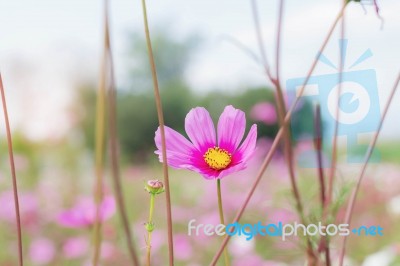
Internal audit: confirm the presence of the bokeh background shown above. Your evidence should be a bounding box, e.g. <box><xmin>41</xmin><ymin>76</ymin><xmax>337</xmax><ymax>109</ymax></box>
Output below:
<box><xmin>0</xmin><ymin>0</ymin><xmax>399</xmax><ymax>265</ymax></box>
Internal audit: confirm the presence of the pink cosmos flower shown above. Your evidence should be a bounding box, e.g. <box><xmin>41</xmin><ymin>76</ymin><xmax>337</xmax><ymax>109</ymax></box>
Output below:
<box><xmin>155</xmin><ymin>105</ymin><xmax>257</xmax><ymax>179</ymax></box>
<box><xmin>57</xmin><ymin>195</ymin><xmax>115</xmax><ymax>228</ymax></box>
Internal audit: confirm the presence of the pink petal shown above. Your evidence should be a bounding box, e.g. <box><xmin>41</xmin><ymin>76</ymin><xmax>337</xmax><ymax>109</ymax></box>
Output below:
<box><xmin>155</xmin><ymin>126</ymin><xmax>218</xmax><ymax>177</ymax></box>
<box><xmin>218</xmin><ymin>163</ymin><xmax>247</xmax><ymax>179</ymax></box>
<box><xmin>235</xmin><ymin>124</ymin><xmax>257</xmax><ymax>162</ymax></box>
<box><xmin>192</xmin><ymin>164</ymin><xmax>220</xmax><ymax>180</ymax></box>
<box><xmin>184</xmin><ymin>107</ymin><xmax>216</xmax><ymax>152</ymax></box>
<box><xmin>155</xmin><ymin>126</ymin><xmax>198</xmax><ymax>168</ymax></box>
<box><xmin>217</xmin><ymin>105</ymin><xmax>246</xmax><ymax>153</ymax></box>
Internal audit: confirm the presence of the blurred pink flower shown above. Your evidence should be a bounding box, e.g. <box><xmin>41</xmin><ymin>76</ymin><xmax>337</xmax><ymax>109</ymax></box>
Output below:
<box><xmin>233</xmin><ymin>254</ymin><xmax>282</xmax><ymax>266</ymax></box>
<box><xmin>57</xmin><ymin>195</ymin><xmax>115</xmax><ymax>228</ymax></box>
<box><xmin>267</xmin><ymin>209</ymin><xmax>296</xmax><ymax>224</ymax></box>
<box><xmin>284</xmin><ymin>94</ymin><xmax>305</xmax><ymax>111</ymax></box>
<box><xmin>250</xmin><ymin>102</ymin><xmax>277</xmax><ymax>125</ymax></box>
<box><xmin>29</xmin><ymin>238</ymin><xmax>55</xmax><ymax>265</ymax></box>
<box><xmin>295</xmin><ymin>140</ymin><xmax>314</xmax><ymax>154</ymax></box>
<box><xmin>174</xmin><ymin>234</ymin><xmax>193</xmax><ymax>260</ymax></box>
<box><xmin>14</xmin><ymin>154</ymin><xmax>29</xmax><ymax>171</ymax></box>
<box><xmin>62</xmin><ymin>237</ymin><xmax>89</xmax><ymax>259</ymax></box>
<box><xmin>0</xmin><ymin>191</ymin><xmax>38</xmax><ymax>226</ymax></box>
<box><xmin>101</xmin><ymin>241</ymin><xmax>116</xmax><ymax>260</ymax></box>
<box><xmin>155</xmin><ymin>105</ymin><xmax>257</xmax><ymax>179</ymax></box>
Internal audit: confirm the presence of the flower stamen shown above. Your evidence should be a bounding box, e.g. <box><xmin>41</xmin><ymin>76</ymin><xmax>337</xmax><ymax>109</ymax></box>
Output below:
<box><xmin>204</xmin><ymin>147</ymin><xmax>232</xmax><ymax>170</ymax></box>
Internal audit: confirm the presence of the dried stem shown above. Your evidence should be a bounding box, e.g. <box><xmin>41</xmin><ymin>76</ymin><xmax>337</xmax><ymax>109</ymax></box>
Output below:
<box><xmin>250</xmin><ymin>0</ymin><xmax>273</xmax><ymax>80</ymax></box>
<box><xmin>251</xmin><ymin>0</ymin><xmax>315</xmax><ymax>262</ymax></box>
<box><xmin>272</xmin><ymin>0</ymin><xmax>307</xmax><ymax>238</ymax></box>
<box><xmin>275</xmin><ymin>0</ymin><xmax>284</xmax><ymax>85</ymax></box>
<box><xmin>140</xmin><ymin>0</ymin><xmax>174</xmax><ymax>264</ymax></box>
<box><xmin>322</xmin><ymin>5</ymin><xmax>347</xmax><ymax>265</ymax></box>
<box><xmin>210</xmin><ymin>4</ymin><xmax>347</xmax><ymax>264</ymax></box>
<box><xmin>314</xmin><ymin>104</ymin><xmax>326</xmax><ymax>209</ymax></box>
<box><xmin>219</xmin><ymin>35</ymin><xmax>261</xmax><ymax>65</ymax></box>
<box><xmin>251</xmin><ymin>0</ymin><xmax>303</xmax><ymax>219</ymax></box>
<box><xmin>91</xmin><ymin>1</ymin><xmax>108</xmax><ymax>264</ymax></box>
<box><xmin>326</xmin><ymin>2</ymin><xmax>346</xmax><ymax>207</ymax></box>
<box><xmin>338</xmin><ymin>72</ymin><xmax>400</xmax><ymax>266</ymax></box>
<box><xmin>314</xmin><ymin>104</ymin><xmax>331</xmax><ymax>266</ymax></box>
<box><xmin>104</xmin><ymin>0</ymin><xmax>140</xmax><ymax>264</ymax></box>
<box><xmin>0</xmin><ymin>74</ymin><xmax>24</xmax><ymax>266</ymax></box>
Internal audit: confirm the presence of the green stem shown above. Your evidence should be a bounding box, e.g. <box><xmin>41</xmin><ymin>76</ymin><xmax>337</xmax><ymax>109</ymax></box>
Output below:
<box><xmin>92</xmin><ymin>1</ymin><xmax>108</xmax><ymax>262</ymax></box>
<box><xmin>146</xmin><ymin>194</ymin><xmax>155</xmax><ymax>266</ymax></box>
<box><xmin>217</xmin><ymin>179</ymin><xmax>230</xmax><ymax>266</ymax></box>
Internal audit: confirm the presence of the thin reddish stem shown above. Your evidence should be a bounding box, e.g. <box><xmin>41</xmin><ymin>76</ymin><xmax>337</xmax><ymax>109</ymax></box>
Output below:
<box><xmin>314</xmin><ymin>104</ymin><xmax>331</xmax><ymax>266</ymax></box>
<box><xmin>338</xmin><ymin>72</ymin><xmax>400</xmax><ymax>266</ymax></box>
<box><xmin>250</xmin><ymin>0</ymin><xmax>273</xmax><ymax>80</ymax></box>
<box><xmin>275</xmin><ymin>0</ymin><xmax>284</xmax><ymax>86</ymax></box>
<box><xmin>104</xmin><ymin>1</ymin><xmax>140</xmax><ymax>264</ymax></box>
<box><xmin>314</xmin><ymin>104</ymin><xmax>326</xmax><ymax>208</ymax></box>
<box><xmin>0</xmin><ymin>74</ymin><xmax>24</xmax><ymax>266</ymax></box>
<box><xmin>322</xmin><ymin>5</ymin><xmax>346</xmax><ymax>265</ymax></box>
<box><xmin>210</xmin><ymin>4</ymin><xmax>347</xmax><ymax>264</ymax></box>
<box><xmin>326</xmin><ymin>2</ymin><xmax>346</xmax><ymax>208</ymax></box>
<box><xmin>140</xmin><ymin>0</ymin><xmax>174</xmax><ymax>264</ymax></box>
<box><xmin>251</xmin><ymin>0</ymin><xmax>304</xmax><ymax>223</ymax></box>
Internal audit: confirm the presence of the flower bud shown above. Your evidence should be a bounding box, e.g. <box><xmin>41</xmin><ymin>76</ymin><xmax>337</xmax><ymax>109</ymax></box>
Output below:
<box><xmin>144</xmin><ymin>179</ymin><xmax>165</xmax><ymax>195</ymax></box>
<box><xmin>144</xmin><ymin>222</ymin><xmax>155</xmax><ymax>232</ymax></box>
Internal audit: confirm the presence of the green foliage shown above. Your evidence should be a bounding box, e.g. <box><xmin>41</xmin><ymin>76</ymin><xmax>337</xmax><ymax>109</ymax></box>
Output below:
<box><xmin>76</xmin><ymin>29</ymin><xmax>313</xmax><ymax>162</ymax></box>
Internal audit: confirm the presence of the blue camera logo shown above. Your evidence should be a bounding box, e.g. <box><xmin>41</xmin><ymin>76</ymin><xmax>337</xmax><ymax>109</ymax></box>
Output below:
<box><xmin>286</xmin><ymin>39</ymin><xmax>380</xmax><ymax>167</ymax></box>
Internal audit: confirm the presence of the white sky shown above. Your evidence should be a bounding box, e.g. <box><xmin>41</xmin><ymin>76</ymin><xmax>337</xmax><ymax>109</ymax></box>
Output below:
<box><xmin>0</xmin><ymin>0</ymin><xmax>399</xmax><ymax>140</ymax></box>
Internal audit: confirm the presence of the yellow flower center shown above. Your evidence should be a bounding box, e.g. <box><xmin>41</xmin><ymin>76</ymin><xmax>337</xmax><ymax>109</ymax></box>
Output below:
<box><xmin>203</xmin><ymin>147</ymin><xmax>232</xmax><ymax>170</ymax></box>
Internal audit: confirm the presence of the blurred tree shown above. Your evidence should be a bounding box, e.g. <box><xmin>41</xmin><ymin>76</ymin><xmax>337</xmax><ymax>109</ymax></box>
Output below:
<box><xmin>124</xmin><ymin>29</ymin><xmax>201</xmax><ymax>92</ymax></box>
<box><xmin>76</xmin><ymin>28</ymin><xmax>312</xmax><ymax>163</ymax></box>
<box><xmin>118</xmin><ymin>29</ymin><xmax>199</xmax><ymax>162</ymax></box>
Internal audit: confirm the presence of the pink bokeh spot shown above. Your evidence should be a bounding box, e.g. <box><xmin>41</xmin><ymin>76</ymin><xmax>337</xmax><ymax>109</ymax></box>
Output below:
<box><xmin>29</xmin><ymin>238</ymin><xmax>55</xmax><ymax>265</ymax></box>
<box><xmin>233</xmin><ymin>254</ymin><xmax>282</xmax><ymax>266</ymax></box>
<box><xmin>0</xmin><ymin>191</ymin><xmax>38</xmax><ymax>226</ymax></box>
<box><xmin>57</xmin><ymin>195</ymin><xmax>115</xmax><ymax>228</ymax></box>
<box><xmin>250</xmin><ymin>102</ymin><xmax>277</xmax><ymax>125</ymax></box>
<box><xmin>174</xmin><ymin>234</ymin><xmax>193</xmax><ymax>260</ymax></box>
<box><xmin>267</xmin><ymin>209</ymin><xmax>296</xmax><ymax>224</ymax></box>
<box><xmin>62</xmin><ymin>237</ymin><xmax>89</xmax><ymax>259</ymax></box>
<box><xmin>101</xmin><ymin>241</ymin><xmax>116</xmax><ymax>259</ymax></box>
